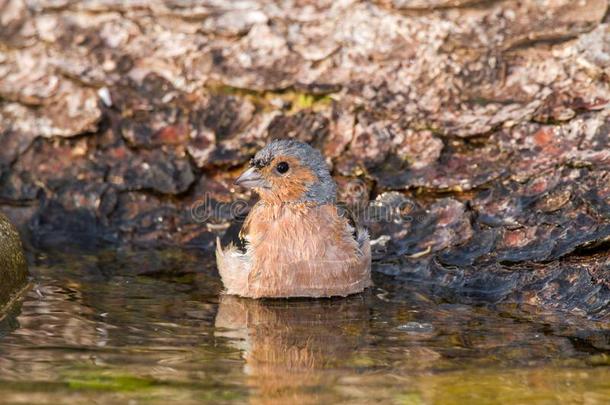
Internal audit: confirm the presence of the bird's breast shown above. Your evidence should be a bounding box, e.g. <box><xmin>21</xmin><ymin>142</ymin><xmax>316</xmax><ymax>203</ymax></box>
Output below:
<box><xmin>245</xmin><ymin>203</ymin><xmax>357</xmax><ymax>266</ymax></box>
<box><xmin>220</xmin><ymin>202</ymin><xmax>371</xmax><ymax>298</ymax></box>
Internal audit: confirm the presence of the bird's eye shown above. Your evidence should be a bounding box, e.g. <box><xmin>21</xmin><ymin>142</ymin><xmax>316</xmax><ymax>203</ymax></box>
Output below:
<box><xmin>276</xmin><ymin>161</ymin><xmax>289</xmax><ymax>174</ymax></box>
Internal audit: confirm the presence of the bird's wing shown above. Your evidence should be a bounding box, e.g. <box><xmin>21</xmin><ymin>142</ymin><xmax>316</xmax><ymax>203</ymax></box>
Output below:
<box><xmin>216</xmin><ymin>237</ymin><xmax>251</xmax><ymax>296</ymax></box>
<box><xmin>220</xmin><ymin>211</ymin><xmax>249</xmax><ymax>253</ymax></box>
<box><xmin>336</xmin><ymin>202</ymin><xmax>368</xmax><ymax>249</ymax></box>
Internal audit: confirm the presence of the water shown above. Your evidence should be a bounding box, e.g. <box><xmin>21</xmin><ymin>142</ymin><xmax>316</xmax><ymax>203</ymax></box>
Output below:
<box><xmin>0</xmin><ymin>249</ymin><xmax>608</xmax><ymax>404</ymax></box>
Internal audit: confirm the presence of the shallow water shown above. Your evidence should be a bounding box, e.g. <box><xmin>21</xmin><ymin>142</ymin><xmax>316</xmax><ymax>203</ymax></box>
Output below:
<box><xmin>0</xmin><ymin>249</ymin><xmax>608</xmax><ymax>404</ymax></box>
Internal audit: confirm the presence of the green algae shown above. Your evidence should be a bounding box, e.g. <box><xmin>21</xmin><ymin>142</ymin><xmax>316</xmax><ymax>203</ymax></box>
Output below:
<box><xmin>67</xmin><ymin>373</ymin><xmax>154</xmax><ymax>392</ymax></box>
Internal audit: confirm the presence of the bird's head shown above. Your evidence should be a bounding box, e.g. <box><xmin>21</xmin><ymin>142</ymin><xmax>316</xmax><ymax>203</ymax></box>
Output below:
<box><xmin>234</xmin><ymin>140</ymin><xmax>336</xmax><ymax>204</ymax></box>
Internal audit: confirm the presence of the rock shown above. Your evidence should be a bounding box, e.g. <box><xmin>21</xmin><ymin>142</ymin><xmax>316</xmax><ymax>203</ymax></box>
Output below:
<box><xmin>0</xmin><ymin>213</ymin><xmax>28</xmax><ymax>312</ymax></box>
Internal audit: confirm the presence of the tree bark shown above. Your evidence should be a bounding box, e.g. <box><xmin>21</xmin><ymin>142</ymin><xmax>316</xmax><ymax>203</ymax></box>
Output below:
<box><xmin>0</xmin><ymin>0</ymin><xmax>609</xmax><ymax>316</ymax></box>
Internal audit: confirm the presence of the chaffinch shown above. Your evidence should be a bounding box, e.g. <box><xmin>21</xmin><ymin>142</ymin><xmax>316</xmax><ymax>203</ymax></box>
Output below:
<box><xmin>216</xmin><ymin>139</ymin><xmax>372</xmax><ymax>298</ymax></box>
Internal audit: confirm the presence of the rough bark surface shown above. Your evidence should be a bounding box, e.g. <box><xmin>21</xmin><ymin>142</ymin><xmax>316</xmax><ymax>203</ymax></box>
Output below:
<box><xmin>0</xmin><ymin>0</ymin><xmax>609</xmax><ymax>317</ymax></box>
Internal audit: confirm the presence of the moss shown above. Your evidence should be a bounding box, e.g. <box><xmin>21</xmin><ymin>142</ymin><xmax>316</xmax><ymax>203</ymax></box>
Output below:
<box><xmin>288</xmin><ymin>92</ymin><xmax>333</xmax><ymax>113</ymax></box>
<box><xmin>207</xmin><ymin>83</ymin><xmax>334</xmax><ymax>114</ymax></box>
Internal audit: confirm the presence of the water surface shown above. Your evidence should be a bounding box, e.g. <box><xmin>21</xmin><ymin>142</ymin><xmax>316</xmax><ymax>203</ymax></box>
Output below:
<box><xmin>0</xmin><ymin>249</ymin><xmax>608</xmax><ymax>404</ymax></box>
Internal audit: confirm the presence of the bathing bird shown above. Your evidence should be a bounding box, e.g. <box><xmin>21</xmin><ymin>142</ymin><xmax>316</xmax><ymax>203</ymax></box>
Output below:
<box><xmin>216</xmin><ymin>139</ymin><xmax>371</xmax><ymax>298</ymax></box>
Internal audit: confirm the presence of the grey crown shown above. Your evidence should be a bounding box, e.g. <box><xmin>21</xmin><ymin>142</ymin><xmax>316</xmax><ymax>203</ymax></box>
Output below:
<box><xmin>253</xmin><ymin>139</ymin><xmax>337</xmax><ymax>204</ymax></box>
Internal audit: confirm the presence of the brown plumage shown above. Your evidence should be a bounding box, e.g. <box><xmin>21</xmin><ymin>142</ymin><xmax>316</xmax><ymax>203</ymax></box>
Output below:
<box><xmin>216</xmin><ymin>140</ymin><xmax>372</xmax><ymax>298</ymax></box>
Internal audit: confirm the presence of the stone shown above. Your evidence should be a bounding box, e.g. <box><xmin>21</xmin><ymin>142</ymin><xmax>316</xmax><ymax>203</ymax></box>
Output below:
<box><xmin>0</xmin><ymin>213</ymin><xmax>28</xmax><ymax>313</ymax></box>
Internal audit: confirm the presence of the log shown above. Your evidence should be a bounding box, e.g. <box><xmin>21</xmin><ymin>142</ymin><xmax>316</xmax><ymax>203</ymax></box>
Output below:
<box><xmin>0</xmin><ymin>0</ymin><xmax>609</xmax><ymax>316</ymax></box>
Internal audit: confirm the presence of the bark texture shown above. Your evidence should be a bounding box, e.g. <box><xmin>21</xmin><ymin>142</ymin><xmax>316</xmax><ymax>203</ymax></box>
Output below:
<box><xmin>0</xmin><ymin>0</ymin><xmax>609</xmax><ymax>316</ymax></box>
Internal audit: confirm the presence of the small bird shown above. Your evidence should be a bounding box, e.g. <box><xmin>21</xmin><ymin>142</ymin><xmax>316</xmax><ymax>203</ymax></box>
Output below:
<box><xmin>216</xmin><ymin>140</ymin><xmax>371</xmax><ymax>298</ymax></box>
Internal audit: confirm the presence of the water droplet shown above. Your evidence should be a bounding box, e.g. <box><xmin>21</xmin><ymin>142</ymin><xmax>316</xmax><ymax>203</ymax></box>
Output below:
<box><xmin>397</xmin><ymin>322</ymin><xmax>434</xmax><ymax>334</ymax></box>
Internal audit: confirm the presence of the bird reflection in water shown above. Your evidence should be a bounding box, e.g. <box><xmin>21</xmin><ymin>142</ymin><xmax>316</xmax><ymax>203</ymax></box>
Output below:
<box><xmin>215</xmin><ymin>294</ymin><xmax>369</xmax><ymax>404</ymax></box>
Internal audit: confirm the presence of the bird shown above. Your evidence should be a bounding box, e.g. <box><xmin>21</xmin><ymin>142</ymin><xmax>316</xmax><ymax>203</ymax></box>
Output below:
<box><xmin>216</xmin><ymin>139</ymin><xmax>371</xmax><ymax>298</ymax></box>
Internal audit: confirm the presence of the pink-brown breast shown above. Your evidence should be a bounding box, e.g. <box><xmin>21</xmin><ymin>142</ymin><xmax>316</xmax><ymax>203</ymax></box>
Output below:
<box><xmin>218</xmin><ymin>202</ymin><xmax>371</xmax><ymax>298</ymax></box>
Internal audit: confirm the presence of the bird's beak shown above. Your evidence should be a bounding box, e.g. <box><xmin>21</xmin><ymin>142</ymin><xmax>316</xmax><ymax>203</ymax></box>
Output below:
<box><xmin>234</xmin><ymin>167</ymin><xmax>269</xmax><ymax>189</ymax></box>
